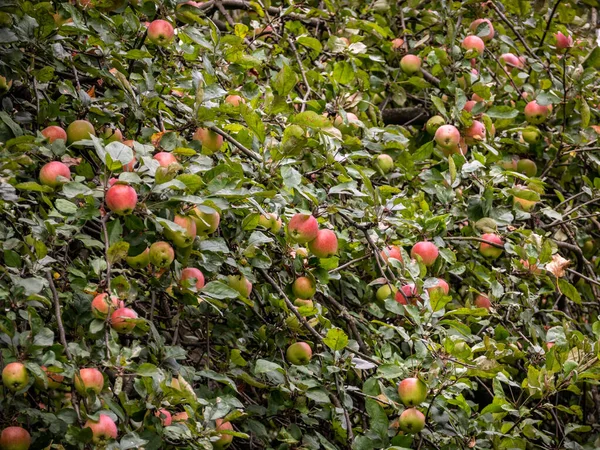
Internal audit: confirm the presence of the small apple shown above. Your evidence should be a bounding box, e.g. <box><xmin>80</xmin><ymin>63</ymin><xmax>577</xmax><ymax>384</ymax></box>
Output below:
<box><xmin>126</xmin><ymin>248</ymin><xmax>150</xmax><ymax>270</ymax></box>
<box><xmin>294</xmin><ymin>298</ymin><xmax>314</xmax><ymax>308</ymax></box>
<box><xmin>521</xmin><ymin>126</ymin><xmax>542</xmax><ymax>144</ymax></box>
<box><xmin>100</xmin><ymin>127</ymin><xmax>123</xmax><ymax>143</ymax></box>
<box><xmin>434</xmin><ymin>125</ymin><xmax>461</xmax><ymax>150</ymax></box>
<box><xmin>193</xmin><ymin>128</ymin><xmax>224</xmax><ymax>152</ymax></box>
<box><xmin>398</xmin><ymin>377</ymin><xmax>427</xmax><ymax>406</ymax></box>
<box><xmin>155</xmin><ymin>409</ymin><xmax>172</xmax><ymax>426</ymax></box>
<box><xmin>333</xmin><ymin>112</ymin><xmax>359</xmax><ymax>128</ymax></box>
<box><xmin>39</xmin><ymin>161</ymin><xmax>70</xmax><ymax>187</ymax></box>
<box><xmin>292</xmin><ymin>277</ymin><xmax>316</xmax><ymax>299</ymax></box>
<box><xmin>498</xmin><ymin>156</ymin><xmax>519</xmax><ymax>171</ymax></box>
<box><xmin>512</xmin><ymin>185</ymin><xmax>538</xmax><ymax>211</ymax></box>
<box><xmin>517</xmin><ymin>158</ymin><xmax>537</xmax><ymax>177</ymax></box>
<box><xmin>172</xmin><ymin>412</ymin><xmax>189</xmax><ymax>422</ymax></box>
<box><xmin>154</xmin><ymin>152</ymin><xmax>178</xmax><ymax>167</ymax></box>
<box><xmin>91</xmin><ymin>293</ymin><xmax>123</xmax><ymax>319</ymax></box>
<box><xmin>425</xmin><ymin>116</ymin><xmax>445</xmax><ymax>135</ymax></box>
<box><xmin>228</xmin><ymin>275</ymin><xmax>252</xmax><ymax>297</ymax></box>
<box><xmin>147</xmin><ymin>19</ymin><xmax>175</xmax><ymax>46</ymax></box>
<box><xmin>225</xmin><ymin>95</ymin><xmax>245</xmax><ymax>106</ymax></box>
<box><xmin>376</xmin><ymin>284</ymin><xmax>396</xmax><ymax>302</ymax></box>
<box><xmin>214</xmin><ymin>419</ymin><xmax>234</xmax><ymax>450</ymax></box>
<box><xmin>2</xmin><ymin>362</ymin><xmax>29</xmax><ymax>392</ymax></box>
<box><xmin>164</xmin><ymin>214</ymin><xmax>197</xmax><ymax>248</ymax></box>
<box><xmin>411</xmin><ymin>241</ymin><xmax>439</xmax><ymax>266</ymax></box>
<box><xmin>475</xmin><ymin>294</ymin><xmax>491</xmax><ymax>309</ymax></box>
<box><xmin>380</xmin><ymin>245</ymin><xmax>402</xmax><ymax>264</ymax></box>
<box><xmin>308</xmin><ymin>229</ymin><xmax>338</xmax><ymax>258</ymax></box>
<box><xmin>426</xmin><ymin>278</ymin><xmax>449</xmax><ymax>296</ymax></box>
<box><xmin>479</xmin><ymin>233</ymin><xmax>503</xmax><ymax>259</ymax></box>
<box><xmin>400</xmin><ymin>55</ymin><xmax>422</xmax><ymax>74</ymax></box>
<box><xmin>258</xmin><ymin>213</ymin><xmax>282</xmax><ymax>233</ymax></box>
<box><xmin>463</xmin><ymin>100</ymin><xmax>476</xmax><ymax>113</ymax></box>
<box><xmin>287</xmin><ymin>213</ymin><xmax>319</xmax><ymax>243</ymax></box>
<box><xmin>555</xmin><ymin>31</ymin><xmax>573</xmax><ymax>51</ymax></box>
<box><xmin>149</xmin><ymin>241</ymin><xmax>175</xmax><ymax>268</ymax></box>
<box><xmin>41</xmin><ymin>125</ymin><xmax>67</xmax><ymax>143</ymax></box>
<box><xmin>400</xmin><ymin>284</ymin><xmax>419</xmax><ymax>305</ymax></box>
<box><xmin>500</xmin><ymin>53</ymin><xmax>525</xmax><ymax>69</ymax></box>
<box><xmin>84</xmin><ymin>414</ymin><xmax>118</xmax><ymax>444</ymax></box>
<box><xmin>74</xmin><ymin>368</ymin><xmax>104</xmax><ymax>396</ymax></box>
<box><xmin>0</xmin><ymin>427</ymin><xmax>31</xmax><ymax>450</ymax></box>
<box><xmin>398</xmin><ymin>408</ymin><xmax>425</xmax><ymax>433</ymax></box>
<box><xmin>180</xmin><ymin>267</ymin><xmax>205</xmax><ymax>290</ymax></box>
<box><xmin>110</xmin><ymin>307</ymin><xmax>138</xmax><ymax>333</ymax></box>
<box><xmin>105</xmin><ymin>184</ymin><xmax>137</xmax><ymax>215</ymax></box>
<box><xmin>66</xmin><ymin>120</ymin><xmax>96</xmax><ymax>145</ymax></box>
<box><xmin>0</xmin><ymin>75</ymin><xmax>12</xmax><ymax>95</ymax></box>
<box><xmin>463</xmin><ymin>120</ymin><xmax>486</xmax><ymax>144</ymax></box>
<box><xmin>374</xmin><ymin>154</ymin><xmax>394</xmax><ymax>174</ymax></box>
<box><xmin>469</xmin><ymin>18</ymin><xmax>494</xmax><ymax>41</ymax></box>
<box><xmin>524</xmin><ymin>100</ymin><xmax>551</xmax><ymax>125</ymax></box>
<box><xmin>192</xmin><ymin>206</ymin><xmax>220</xmax><ymax>235</ymax></box>
<box><xmin>462</xmin><ymin>35</ymin><xmax>485</xmax><ymax>56</ymax></box>
<box><xmin>286</xmin><ymin>342</ymin><xmax>312</xmax><ymax>365</ymax></box>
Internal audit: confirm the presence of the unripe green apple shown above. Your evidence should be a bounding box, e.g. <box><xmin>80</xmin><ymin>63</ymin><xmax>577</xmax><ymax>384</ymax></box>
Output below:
<box><xmin>425</xmin><ymin>115</ymin><xmax>445</xmax><ymax>135</ymax></box>
<box><xmin>400</xmin><ymin>54</ymin><xmax>422</xmax><ymax>74</ymax></box>
<box><xmin>398</xmin><ymin>377</ymin><xmax>428</xmax><ymax>406</ymax></box>
<box><xmin>521</xmin><ymin>126</ymin><xmax>542</xmax><ymax>144</ymax></box>
<box><xmin>479</xmin><ymin>233</ymin><xmax>503</xmax><ymax>259</ymax></box>
<box><xmin>374</xmin><ymin>154</ymin><xmax>394</xmax><ymax>174</ymax></box>
<box><xmin>398</xmin><ymin>408</ymin><xmax>425</xmax><ymax>433</ymax></box>
<box><xmin>258</xmin><ymin>213</ymin><xmax>282</xmax><ymax>233</ymax></box>
<box><xmin>375</xmin><ymin>284</ymin><xmax>397</xmax><ymax>301</ymax></box>
<box><xmin>149</xmin><ymin>241</ymin><xmax>175</xmax><ymax>268</ymax></box>
<box><xmin>126</xmin><ymin>248</ymin><xmax>150</xmax><ymax>270</ymax></box>
<box><xmin>517</xmin><ymin>158</ymin><xmax>537</xmax><ymax>177</ymax></box>
<box><xmin>66</xmin><ymin>120</ymin><xmax>96</xmax><ymax>145</ymax></box>
<box><xmin>228</xmin><ymin>275</ymin><xmax>252</xmax><ymax>297</ymax></box>
<box><xmin>286</xmin><ymin>342</ymin><xmax>312</xmax><ymax>365</ymax></box>
<box><xmin>192</xmin><ymin>206</ymin><xmax>220</xmax><ymax>235</ymax></box>
<box><xmin>2</xmin><ymin>362</ymin><xmax>29</xmax><ymax>392</ymax></box>
<box><xmin>100</xmin><ymin>127</ymin><xmax>123</xmax><ymax>143</ymax></box>
<box><xmin>292</xmin><ymin>277</ymin><xmax>316</xmax><ymax>299</ymax></box>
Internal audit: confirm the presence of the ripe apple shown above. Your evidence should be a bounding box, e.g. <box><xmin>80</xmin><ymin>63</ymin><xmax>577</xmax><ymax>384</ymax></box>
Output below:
<box><xmin>74</xmin><ymin>368</ymin><xmax>104</xmax><ymax>396</ymax></box>
<box><xmin>105</xmin><ymin>184</ymin><xmax>137</xmax><ymax>215</ymax></box>
<box><xmin>41</xmin><ymin>125</ymin><xmax>67</xmax><ymax>143</ymax></box>
<box><xmin>100</xmin><ymin>127</ymin><xmax>123</xmax><ymax>143</ymax></box>
<box><xmin>425</xmin><ymin>115</ymin><xmax>445</xmax><ymax>135</ymax></box>
<box><xmin>180</xmin><ymin>267</ymin><xmax>205</xmax><ymax>290</ymax></box>
<box><xmin>475</xmin><ymin>294</ymin><xmax>491</xmax><ymax>309</ymax></box>
<box><xmin>434</xmin><ymin>125</ymin><xmax>461</xmax><ymax>150</ymax></box>
<box><xmin>214</xmin><ymin>419</ymin><xmax>234</xmax><ymax>449</ymax></box>
<box><xmin>287</xmin><ymin>213</ymin><xmax>319</xmax><ymax>243</ymax></box>
<box><xmin>391</xmin><ymin>38</ymin><xmax>404</xmax><ymax>50</ymax></box>
<box><xmin>426</xmin><ymin>278</ymin><xmax>449</xmax><ymax>296</ymax></box>
<box><xmin>374</xmin><ymin>154</ymin><xmax>394</xmax><ymax>174</ymax></box>
<box><xmin>400</xmin><ymin>55</ymin><xmax>422</xmax><ymax>74</ymax></box>
<box><xmin>380</xmin><ymin>245</ymin><xmax>402</xmax><ymax>263</ymax></box>
<box><xmin>153</xmin><ymin>152</ymin><xmax>178</xmax><ymax>167</ymax></box>
<box><xmin>91</xmin><ymin>293</ymin><xmax>123</xmax><ymax>319</ymax></box>
<box><xmin>308</xmin><ymin>229</ymin><xmax>338</xmax><ymax>258</ymax></box>
<box><xmin>39</xmin><ymin>161</ymin><xmax>70</xmax><ymax>187</ymax></box>
<box><xmin>84</xmin><ymin>414</ymin><xmax>118</xmax><ymax>444</ymax></box>
<box><xmin>500</xmin><ymin>53</ymin><xmax>525</xmax><ymax>69</ymax></box>
<box><xmin>462</xmin><ymin>35</ymin><xmax>485</xmax><ymax>56</ymax></box>
<box><xmin>294</xmin><ymin>298</ymin><xmax>314</xmax><ymax>308</ymax></box>
<box><xmin>286</xmin><ymin>342</ymin><xmax>312</xmax><ymax>365</ymax></box>
<box><xmin>2</xmin><ymin>362</ymin><xmax>29</xmax><ymax>392</ymax></box>
<box><xmin>463</xmin><ymin>120</ymin><xmax>486</xmax><ymax>144</ymax></box>
<box><xmin>555</xmin><ymin>31</ymin><xmax>573</xmax><ymax>51</ymax></box>
<box><xmin>400</xmin><ymin>284</ymin><xmax>419</xmax><ymax>305</ymax></box>
<box><xmin>66</xmin><ymin>120</ymin><xmax>96</xmax><ymax>145</ymax></box>
<box><xmin>0</xmin><ymin>427</ymin><xmax>31</xmax><ymax>450</ymax></box>
<box><xmin>292</xmin><ymin>277</ymin><xmax>316</xmax><ymax>299</ymax></box>
<box><xmin>411</xmin><ymin>241</ymin><xmax>439</xmax><ymax>266</ymax></box>
<box><xmin>517</xmin><ymin>158</ymin><xmax>537</xmax><ymax>177</ymax></box>
<box><xmin>155</xmin><ymin>409</ymin><xmax>172</xmax><ymax>426</ymax></box>
<box><xmin>126</xmin><ymin>248</ymin><xmax>150</xmax><ymax>270</ymax></box>
<box><xmin>498</xmin><ymin>156</ymin><xmax>519</xmax><ymax>171</ymax></box>
<box><xmin>193</xmin><ymin>128</ymin><xmax>224</xmax><ymax>152</ymax></box>
<box><xmin>192</xmin><ymin>206</ymin><xmax>220</xmax><ymax>235</ymax></box>
<box><xmin>225</xmin><ymin>95</ymin><xmax>245</xmax><ymax>106</ymax></box>
<box><xmin>164</xmin><ymin>214</ymin><xmax>197</xmax><ymax>248</ymax></box>
<box><xmin>398</xmin><ymin>377</ymin><xmax>428</xmax><ymax>406</ymax></box>
<box><xmin>149</xmin><ymin>241</ymin><xmax>175</xmax><ymax>268</ymax></box>
<box><xmin>479</xmin><ymin>233</ymin><xmax>504</xmax><ymax>259</ymax></box>
<box><xmin>463</xmin><ymin>100</ymin><xmax>476</xmax><ymax>113</ymax></box>
<box><xmin>147</xmin><ymin>19</ymin><xmax>175</xmax><ymax>46</ymax></box>
<box><xmin>172</xmin><ymin>412</ymin><xmax>189</xmax><ymax>422</ymax></box>
<box><xmin>398</xmin><ymin>408</ymin><xmax>425</xmax><ymax>433</ymax></box>
<box><xmin>469</xmin><ymin>18</ymin><xmax>494</xmax><ymax>41</ymax></box>
<box><xmin>522</xmin><ymin>126</ymin><xmax>542</xmax><ymax>144</ymax></box>
<box><xmin>333</xmin><ymin>112</ymin><xmax>359</xmax><ymax>128</ymax></box>
<box><xmin>524</xmin><ymin>100</ymin><xmax>551</xmax><ymax>125</ymax></box>
<box><xmin>258</xmin><ymin>213</ymin><xmax>282</xmax><ymax>233</ymax></box>
<box><xmin>228</xmin><ymin>275</ymin><xmax>252</xmax><ymax>297</ymax></box>
<box><xmin>111</xmin><ymin>307</ymin><xmax>138</xmax><ymax>333</ymax></box>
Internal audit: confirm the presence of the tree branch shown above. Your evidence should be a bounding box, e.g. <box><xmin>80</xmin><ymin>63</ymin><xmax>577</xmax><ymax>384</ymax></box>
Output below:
<box><xmin>45</xmin><ymin>271</ymin><xmax>72</xmax><ymax>361</ymax></box>
<box><xmin>208</xmin><ymin>125</ymin><xmax>263</xmax><ymax>162</ymax></box>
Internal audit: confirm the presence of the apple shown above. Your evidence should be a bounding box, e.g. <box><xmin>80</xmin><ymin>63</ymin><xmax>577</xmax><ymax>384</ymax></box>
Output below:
<box><xmin>292</xmin><ymin>277</ymin><xmax>316</xmax><ymax>299</ymax></box>
<box><xmin>555</xmin><ymin>31</ymin><xmax>573</xmax><ymax>51</ymax></box>
<box><xmin>380</xmin><ymin>245</ymin><xmax>402</xmax><ymax>263</ymax></box>
<box><xmin>2</xmin><ymin>362</ymin><xmax>29</xmax><ymax>392</ymax></box>
<box><xmin>39</xmin><ymin>161</ymin><xmax>70</xmax><ymax>187</ymax></box>
<box><xmin>500</xmin><ymin>53</ymin><xmax>525</xmax><ymax>69</ymax></box>
<box><xmin>333</xmin><ymin>112</ymin><xmax>359</xmax><ymax>128</ymax></box>
<box><xmin>66</xmin><ymin>120</ymin><xmax>96</xmax><ymax>145</ymax></box>
<box><xmin>498</xmin><ymin>156</ymin><xmax>519</xmax><ymax>171</ymax></box>
<box><xmin>517</xmin><ymin>158</ymin><xmax>537</xmax><ymax>177</ymax></box>
<box><xmin>479</xmin><ymin>233</ymin><xmax>503</xmax><ymax>259</ymax></box>
<box><xmin>214</xmin><ymin>419</ymin><xmax>234</xmax><ymax>449</ymax></box>
<box><xmin>463</xmin><ymin>120</ymin><xmax>486</xmax><ymax>144</ymax></box>
<box><xmin>0</xmin><ymin>427</ymin><xmax>31</xmax><ymax>450</ymax></box>
<box><xmin>193</xmin><ymin>128</ymin><xmax>224</xmax><ymax>152</ymax></box>
<box><xmin>522</xmin><ymin>126</ymin><xmax>542</xmax><ymax>144</ymax></box>
<box><xmin>172</xmin><ymin>412</ymin><xmax>189</xmax><ymax>422</ymax></box>
<box><xmin>74</xmin><ymin>368</ymin><xmax>104</xmax><ymax>396</ymax></box>
<box><xmin>512</xmin><ymin>186</ymin><xmax>538</xmax><ymax>211</ymax></box>
<box><xmin>147</xmin><ymin>20</ymin><xmax>175</xmax><ymax>46</ymax></box>
<box><xmin>164</xmin><ymin>214</ymin><xmax>197</xmax><ymax>248</ymax></box>
<box><xmin>474</xmin><ymin>294</ymin><xmax>491</xmax><ymax>309</ymax></box>
<box><xmin>426</xmin><ymin>278</ymin><xmax>449</xmax><ymax>296</ymax></box>
<box><xmin>411</xmin><ymin>241</ymin><xmax>439</xmax><ymax>266</ymax></box>
<box><xmin>153</xmin><ymin>152</ymin><xmax>178</xmax><ymax>167</ymax></box>
<box><xmin>37</xmin><ymin>365</ymin><xmax>65</xmax><ymax>390</ymax></box>
<box><xmin>391</xmin><ymin>38</ymin><xmax>404</xmax><ymax>50</ymax></box>
<box><xmin>155</xmin><ymin>409</ymin><xmax>172</xmax><ymax>426</ymax></box>
<box><xmin>228</xmin><ymin>275</ymin><xmax>252</xmax><ymax>297</ymax></box>
<box><xmin>374</xmin><ymin>154</ymin><xmax>394</xmax><ymax>174</ymax></box>
<box><xmin>308</xmin><ymin>229</ymin><xmax>338</xmax><ymax>258</ymax></box>
<box><xmin>463</xmin><ymin>100</ymin><xmax>476</xmax><ymax>113</ymax></box>
<box><xmin>180</xmin><ymin>267</ymin><xmax>205</xmax><ymax>290</ymax></box>
<box><xmin>286</xmin><ymin>342</ymin><xmax>312</xmax><ymax>365</ymax></box>
<box><xmin>258</xmin><ymin>213</ymin><xmax>282</xmax><ymax>233</ymax></box>
<box><xmin>84</xmin><ymin>414</ymin><xmax>118</xmax><ymax>444</ymax></box>
<box><xmin>149</xmin><ymin>241</ymin><xmax>175</xmax><ymax>268</ymax></box>
<box><xmin>192</xmin><ymin>206</ymin><xmax>220</xmax><ymax>234</ymax></box>
<box><xmin>100</xmin><ymin>127</ymin><xmax>123</xmax><ymax>143</ymax></box>
<box><xmin>288</xmin><ymin>213</ymin><xmax>319</xmax><ymax>243</ymax></box>
<box><xmin>41</xmin><ymin>125</ymin><xmax>67</xmax><ymax>143</ymax></box>
<box><xmin>175</xmin><ymin>1</ymin><xmax>204</xmax><ymax>23</ymax></box>
<box><xmin>225</xmin><ymin>95</ymin><xmax>245</xmax><ymax>106</ymax></box>
<box><xmin>0</xmin><ymin>75</ymin><xmax>11</xmax><ymax>95</ymax></box>
<box><xmin>126</xmin><ymin>248</ymin><xmax>150</xmax><ymax>270</ymax></box>
<box><xmin>398</xmin><ymin>408</ymin><xmax>425</xmax><ymax>433</ymax></box>
<box><xmin>400</xmin><ymin>284</ymin><xmax>419</xmax><ymax>305</ymax></box>
<box><xmin>469</xmin><ymin>18</ymin><xmax>494</xmax><ymax>41</ymax></box>
<box><xmin>294</xmin><ymin>298</ymin><xmax>314</xmax><ymax>308</ymax></box>
<box><xmin>524</xmin><ymin>100</ymin><xmax>551</xmax><ymax>125</ymax></box>
<box><xmin>462</xmin><ymin>35</ymin><xmax>485</xmax><ymax>56</ymax></box>
<box><xmin>91</xmin><ymin>293</ymin><xmax>123</xmax><ymax>319</ymax></box>
<box><xmin>434</xmin><ymin>125</ymin><xmax>461</xmax><ymax>150</ymax></box>
<box><xmin>376</xmin><ymin>284</ymin><xmax>397</xmax><ymax>301</ymax></box>
<box><xmin>111</xmin><ymin>307</ymin><xmax>138</xmax><ymax>333</ymax></box>
<box><xmin>398</xmin><ymin>377</ymin><xmax>427</xmax><ymax>406</ymax></box>
<box><xmin>105</xmin><ymin>184</ymin><xmax>137</xmax><ymax>215</ymax></box>
<box><xmin>400</xmin><ymin>55</ymin><xmax>422</xmax><ymax>74</ymax></box>
<box><xmin>425</xmin><ymin>116</ymin><xmax>445</xmax><ymax>135</ymax></box>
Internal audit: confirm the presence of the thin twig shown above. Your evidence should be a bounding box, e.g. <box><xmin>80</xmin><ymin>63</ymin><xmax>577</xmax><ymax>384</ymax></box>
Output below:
<box><xmin>288</xmin><ymin>37</ymin><xmax>311</xmax><ymax>112</ymax></box>
<box><xmin>329</xmin><ymin>254</ymin><xmax>371</xmax><ymax>273</ymax></box>
<box><xmin>489</xmin><ymin>2</ymin><xmax>537</xmax><ymax>59</ymax></box>
<box><xmin>208</xmin><ymin>125</ymin><xmax>262</xmax><ymax>162</ymax></box>
<box><xmin>45</xmin><ymin>271</ymin><xmax>72</xmax><ymax>360</ymax></box>
<box><xmin>444</xmin><ymin>236</ymin><xmax>504</xmax><ymax>248</ymax></box>
<box><xmin>538</xmin><ymin>0</ymin><xmax>564</xmax><ymax>53</ymax></box>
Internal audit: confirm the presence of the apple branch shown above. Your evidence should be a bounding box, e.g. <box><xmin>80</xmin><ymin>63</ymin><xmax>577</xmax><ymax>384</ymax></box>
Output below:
<box><xmin>45</xmin><ymin>271</ymin><xmax>73</xmax><ymax>361</ymax></box>
<box><xmin>288</xmin><ymin>37</ymin><xmax>312</xmax><ymax>112</ymax></box>
<box><xmin>489</xmin><ymin>2</ymin><xmax>537</xmax><ymax>59</ymax></box>
<box><xmin>323</xmin><ymin>293</ymin><xmax>370</xmax><ymax>355</ymax></box>
<box><xmin>537</xmin><ymin>0</ymin><xmax>564</xmax><ymax>52</ymax></box>
<box><xmin>208</xmin><ymin>125</ymin><xmax>263</xmax><ymax>162</ymax></box>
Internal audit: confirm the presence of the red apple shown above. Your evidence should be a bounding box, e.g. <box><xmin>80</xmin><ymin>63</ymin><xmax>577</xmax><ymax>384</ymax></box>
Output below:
<box><xmin>74</xmin><ymin>368</ymin><xmax>104</xmax><ymax>396</ymax></box>
<box><xmin>214</xmin><ymin>419</ymin><xmax>234</xmax><ymax>449</ymax></box>
<box><xmin>411</xmin><ymin>241</ymin><xmax>439</xmax><ymax>266</ymax></box>
<box><xmin>91</xmin><ymin>293</ymin><xmax>123</xmax><ymax>319</ymax></box>
<box><xmin>180</xmin><ymin>267</ymin><xmax>205</xmax><ymax>290</ymax></box>
<box><xmin>307</xmin><ymin>229</ymin><xmax>338</xmax><ymax>258</ymax></box>
<box><xmin>37</xmin><ymin>365</ymin><xmax>65</xmax><ymax>390</ymax></box>
<box><xmin>110</xmin><ymin>307</ymin><xmax>138</xmax><ymax>333</ymax></box>
<box><xmin>66</xmin><ymin>120</ymin><xmax>96</xmax><ymax>145</ymax></box>
<box><xmin>555</xmin><ymin>31</ymin><xmax>573</xmax><ymax>51</ymax></box>
<box><xmin>400</xmin><ymin>284</ymin><xmax>419</xmax><ymax>305</ymax></box>
<box><xmin>500</xmin><ymin>53</ymin><xmax>524</xmax><ymax>69</ymax></box>
<box><xmin>286</xmin><ymin>342</ymin><xmax>312</xmax><ymax>365</ymax></box>
<box><xmin>381</xmin><ymin>245</ymin><xmax>403</xmax><ymax>264</ymax></box>
<box><xmin>105</xmin><ymin>184</ymin><xmax>137</xmax><ymax>215</ymax></box>
<box><xmin>463</xmin><ymin>100</ymin><xmax>476</xmax><ymax>113</ymax></box>
<box><xmin>400</xmin><ymin>55</ymin><xmax>422</xmax><ymax>74</ymax></box>
<box><xmin>2</xmin><ymin>362</ymin><xmax>29</xmax><ymax>392</ymax></box>
<box><xmin>463</xmin><ymin>120</ymin><xmax>486</xmax><ymax>144</ymax></box>
<box><xmin>462</xmin><ymin>35</ymin><xmax>485</xmax><ymax>56</ymax></box>
<box><xmin>149</xmin><ymin>241</ymin><xmax>175</xmax><ymax>268</ymax></box>
<box><xmin>333</xmin><ymin>112</ymin><xmax>359</xmax><ymax>128</ymax></box>
<box><xmin>228</xmin><ymin>275</ymin><xmax>252</xmax><ymax>297</ymax></box>
<box><xmin>147</xmin><ymin>20</ymin><xmax>174</xmax><ymax>46</ymax></box>
<box><xmin>84</xmin><ymin>414</ymin><xmax>118</xmax><ymax>444</ymax></box>
<box><xmin>479</xmin><ymin>233</ymin><xmax>503</xmax><ymax>259</ymax></box>
<box><xmin>398</xmin><ymin>377</ymin><xmax>427</xmax><ymax>406</ymax></box>
<box><xmin>225</xmin><ymin>95</ymin><xmax>245</xmax><ymax>106</ymax></box>
<box><xmin>41</xmin><ymin>125</ymin><xmax>67</xmax><ymax>143</ymax></box>
<box><xmin>39</xmin><ymin>161</ymin><xmax>70</xmax><ymax>187</ymax></box>
<box><xmin>153</xmin><ymin>152</ymin><xmax>177</xmax><ymax>167</ymax></box>
<box><xmin>288</xmin><ymin>213</ymin><xmax>319</xmax><ymax>243</ymax></box>
<box><xmin>524</xmin><ymin>100</ymin><xmax>551</xmax><ymax>125</ymax></box>
<box><xmin>155</xmin><ymin>409</ymin><xmax>172</xmax><ymax>426</ymax></box>
<box><xmin>398</xmin><ymin>408</ymin><xmax>425</xmax><ymax>433</ymax></box>
<box><xmin>469</xmin><ymin>18</ymin><xmax>494</xmax><ymax>41</ymax></box>
<box><xmin>193</xmin><ymin>128</ymin><xmax>224</xmax><ymax>152</ymax></box>
<box><xmin>172</xmin><ymin>412</ymin><xmax>189</xmax><ymax>422</ymax></box>
<box><xmin>0</xmin><ymin>427</ymin><xmax>31</xmax><ymax>450</ymax></box>
<box><xmin>434</xmin><ymin>125</ymin><xmax>461</xmax><ymax>151</ymax></box>
<box><xmin>292</xmin><ymin>277</ymin><xmax>316</xmax><ymax>299</ymax></box>
<box><xmin>475</xmin><ymin>294</ymin><xmax>491</xmax><ymax>309</ymax></box>
<box><xmin>391</xmin><ymin>38</ymin><xmax>404</xmax><ymax>50</ymax></box>
<box><xmin>427</xmin><ymin>278</ymin><xmax>449</xmax><ymax>296</ymax></box>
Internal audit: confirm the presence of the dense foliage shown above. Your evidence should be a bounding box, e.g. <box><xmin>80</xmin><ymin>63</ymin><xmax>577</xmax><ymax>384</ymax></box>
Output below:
<box><xmin>2</xmin><ymin>0</ymin><xmax>600</xmax><ymax>449</ymax></box>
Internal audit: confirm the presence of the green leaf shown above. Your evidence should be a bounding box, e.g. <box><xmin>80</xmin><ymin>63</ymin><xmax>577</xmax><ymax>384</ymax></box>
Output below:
<box><xmin>333</xmin><ymin>61</ymin><xmax>354</xmax><ymax>84</ymax></box>
<box><xmin>323</xmin><ymin>327</ymin><xmax>349</xmax><ymax>351</ymax></box>
<box><xmin>15</xmin><ymin>182</ymin><xmax>53</xmax><ymax>193</ymax></box>
<box><xmin>254</xmin><ymin>359</ymin><xmax>283</xmax><ymax>374</ymax></box>
<box><xmin>558</xmin><ymin>279</ymin><xmax>581</xmax><ymax>304</ymax></box>
<box><xmin>201</xmin><ymin>281</ymin><xmax>240</xmax><ymax>299</ymax></box>
<box><xmin>297</xmin><ymin>36</ymin><xmax>322</xmax><ymax>54</ymax></box>
<box><xmin>292</xmin><ymin>111</ymin><xmax>331</xmax><ymax>129</ymax></box>
<box><xmin>107</xmin><ymin>241</ymin><xmax>129</xmax><ymax>264</ymax></box>
<box><xmin>273</xmin><ymin>64</ymin><xmax>298</xmax><ymax>97</ymax></box>
<box><xmin>487</xmin><ymin>106</ymin><xmax>519</xmax><ymax>119</ymax></box>
<box><xmin>365</xmin><ymin>398</ymin><xmax>389</xmax><ymax>439</ymax></box>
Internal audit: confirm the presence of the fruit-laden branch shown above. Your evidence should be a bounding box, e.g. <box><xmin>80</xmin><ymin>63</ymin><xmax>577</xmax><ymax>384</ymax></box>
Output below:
<box><xmin>381</xmin><ymin>107</ymin><xmax>430</xmax><ymax>126</ymax></box>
